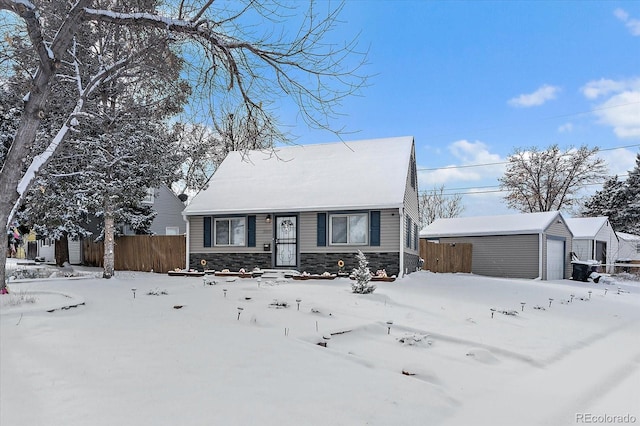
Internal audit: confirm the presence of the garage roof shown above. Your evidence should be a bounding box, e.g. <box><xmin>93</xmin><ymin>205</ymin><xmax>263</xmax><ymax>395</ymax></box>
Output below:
<box><xmin>420</xmin><ymin>211</ymin><xmax>565</xmax><ymax>238</ymax></box>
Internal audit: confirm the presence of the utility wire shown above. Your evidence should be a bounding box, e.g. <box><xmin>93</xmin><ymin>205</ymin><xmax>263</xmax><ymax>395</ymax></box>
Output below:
<box><xmin>418</xmin><ymin>143</ymin><xmax>640</xmax><ymax>172</ymax></box>
<box><xmin>420</xmin><ymin>175</ymin><xmax>631</xmax><ymax>197</ymax></box>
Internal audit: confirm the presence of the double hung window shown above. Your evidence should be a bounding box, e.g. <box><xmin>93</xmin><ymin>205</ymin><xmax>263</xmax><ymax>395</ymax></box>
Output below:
<box><xmin>215</xmin><ymin>218</ymin><xmax>245</xmax><ymax>246</ymax></box>
<box><xmin>330</xmin><ymin>213</ymin><xmax>368</xmax><ymax>245</ymax></box>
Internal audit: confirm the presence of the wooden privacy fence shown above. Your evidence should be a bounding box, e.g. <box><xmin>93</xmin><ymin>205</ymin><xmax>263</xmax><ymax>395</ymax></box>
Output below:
<box><xmin>83</xmin><ymin>235</ymin><xmax>186</xmax><ymax>273</ymax></box>
<box><xmin>420</xmin><ymin>240</ymin><xmax>472</xmax><ymax>273</ymax></box>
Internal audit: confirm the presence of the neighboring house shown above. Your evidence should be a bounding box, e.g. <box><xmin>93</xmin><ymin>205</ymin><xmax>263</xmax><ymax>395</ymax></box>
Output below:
<box><xmin>182</xmin><ymin>136</ymin><xmax>420</xmax><ymax>276</ymax></box>
<box><xmin>616</xmin><ymin>232</ymin><xmax>640</xmax><ymax>262</ymax></box>
<box><xmin>420</xmin><ymin>211</ymin><xmax>573</xmax><ymax>280</ymax></box>
<box><xmin>565</xmin><ymin>217</ymin><xmax>619</xmax><ymax>273</ymax></box>
<box><xmin>122</xmin><ymin>185</ymin><xmax>187</xmax><ymax>236</ymax></box>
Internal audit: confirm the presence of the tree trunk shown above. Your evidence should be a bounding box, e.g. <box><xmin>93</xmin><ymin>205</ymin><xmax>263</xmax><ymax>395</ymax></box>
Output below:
<box><xmin>103</xmin><ymin>200</ymin><xmax>115</xmax><ymax>279</ymax></box>
<box><xmin>55</xmin><ymin>232</ymin><xmax>70</xmax><ymax>266</ymax></box>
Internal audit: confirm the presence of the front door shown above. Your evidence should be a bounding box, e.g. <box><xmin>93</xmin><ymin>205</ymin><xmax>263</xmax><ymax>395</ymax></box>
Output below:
<box><xmin>275</xmin><ymin>216</ymin><xmax>297</xmax><ymax>267</ymax></box>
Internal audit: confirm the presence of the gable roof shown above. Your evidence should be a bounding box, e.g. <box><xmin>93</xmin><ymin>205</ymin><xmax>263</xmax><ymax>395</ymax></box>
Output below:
<box><xmin>565</xmin><ymin>217</ymin><xmax>610</xmax><ymax>239</ymax></box>
<box><xmin>420</xmin><ymin>211</ymin><xmax>564</xmax><ymax>238</ymax></box>
<box><xmin>183</xmin><ymin>136</ymin><xmax>415</xmax><ymax>216</ymax></box>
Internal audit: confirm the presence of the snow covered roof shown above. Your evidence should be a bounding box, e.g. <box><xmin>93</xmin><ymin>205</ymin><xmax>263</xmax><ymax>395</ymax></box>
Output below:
<box><xmin>565</xmin><ymin>217</ymin><xmax>609</xmax><ymax>239</ymax></box>
<box><xmin>419</xmin><ymin>211</ymin><xmax>564</xmax><ymax>238</ymax></box>
<box><xmin>183</xmin><ymin>136</ymin><xmax>415</xmax><ymax>215</ymax></box>
<box><xmin>617</xmin><ymin>232</ymin><xmax>640</xmax><ymax>242</ymax></box>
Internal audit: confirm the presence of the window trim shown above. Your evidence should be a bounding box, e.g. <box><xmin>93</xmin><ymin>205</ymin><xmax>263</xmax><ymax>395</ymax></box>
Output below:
<box><xmin>214</xmin><ymin>217</ymin><xmax>246</xmax><ymax>247</ymax></box>
<box><xmin>329</xmin><ymin>212</ymin><xmax>369</xmax><ymax>246</ymax></box>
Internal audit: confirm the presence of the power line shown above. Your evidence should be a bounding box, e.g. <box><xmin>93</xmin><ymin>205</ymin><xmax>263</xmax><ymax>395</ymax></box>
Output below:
<box><xmin>417</xmin><ymin>143</ymin><xmax>640</xmax><ymax>172</ymax></box>
<box><xmin>420</xmin><ymin>175</ymin><xmax>631</xmax><ymax>197</ymax></box>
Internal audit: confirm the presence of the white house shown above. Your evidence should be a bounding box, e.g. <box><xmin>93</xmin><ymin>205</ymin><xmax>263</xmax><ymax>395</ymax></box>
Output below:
<box><xmin>565</xmin><ymin>217</ymin><xmax>619</xmax><ymax>273</ymax></box>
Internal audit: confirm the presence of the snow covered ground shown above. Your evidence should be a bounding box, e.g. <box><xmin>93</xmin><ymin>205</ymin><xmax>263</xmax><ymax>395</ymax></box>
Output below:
<box><xmin>2</xmin><ymin>262</ymin><xmax>639</xmax><ymax>426</ymax></box>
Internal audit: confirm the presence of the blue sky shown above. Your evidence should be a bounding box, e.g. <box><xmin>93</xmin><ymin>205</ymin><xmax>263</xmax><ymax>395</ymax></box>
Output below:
<box><xmin>276</xmin><ymin>1</ymin><xmax>640</xmax><ymax>217</ymax></box>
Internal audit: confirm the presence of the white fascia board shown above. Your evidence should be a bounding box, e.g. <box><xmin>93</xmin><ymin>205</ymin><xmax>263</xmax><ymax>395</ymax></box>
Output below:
<box><xmin>183</xmin><ymin>203</ymin><xmax>404</xmax><ymax>216</ymax></box>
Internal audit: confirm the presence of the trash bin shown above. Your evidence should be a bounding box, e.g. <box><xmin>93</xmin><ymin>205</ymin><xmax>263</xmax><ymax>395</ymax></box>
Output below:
<box><xmin>571</xmin><ymin>262</ymin><xmax>590</xmax><ymax>282</ymax></box>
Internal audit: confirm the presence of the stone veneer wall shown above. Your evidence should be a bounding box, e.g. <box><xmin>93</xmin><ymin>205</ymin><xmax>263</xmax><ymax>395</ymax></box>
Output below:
<box><xmin>190</xmin><ymin>251</ymin><xmax>410</xmax><ymax>277</ymax></box>
<box><xmin>190</xmin><ymin>253</ymin><xmax>272</xmax><ymax>272</ymax></box>
<box><xmin>300</xmin><ymin>252</ymin><xmax>400</xmax><ymax>276</ymax></box>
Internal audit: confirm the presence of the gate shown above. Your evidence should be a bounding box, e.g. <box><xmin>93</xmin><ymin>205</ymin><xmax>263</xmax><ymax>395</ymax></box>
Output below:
<box><xmin>419</xmin><ymin>240</ymin><xmax>472</xmax><ymax>273</ymax></box>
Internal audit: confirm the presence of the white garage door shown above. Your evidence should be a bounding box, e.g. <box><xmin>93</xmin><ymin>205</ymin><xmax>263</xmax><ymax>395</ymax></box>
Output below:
<box><xmin>546</xmin><ymin>239</ymin><xmax>565</xmax><ymax>280</ymax></box>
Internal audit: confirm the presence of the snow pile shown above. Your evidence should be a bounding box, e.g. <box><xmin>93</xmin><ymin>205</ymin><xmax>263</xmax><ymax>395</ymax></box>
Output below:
<box><xmin>1</xmin><ymin>269</ymin><xmax>639</xmax><ymax>426</ymax></box>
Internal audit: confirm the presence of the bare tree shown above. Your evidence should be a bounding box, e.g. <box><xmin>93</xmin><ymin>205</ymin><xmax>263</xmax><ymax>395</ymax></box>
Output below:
<box><xmin>419</xmin><ymin>185</ymin><xmax>464</xmax><ymax>227</ymax></box>
<box><xmin>499</xmin><ymin>144</ymin><xmax>607</xmax><ymax>213</ymax></box>
<box><xmin>172</xmin><ymin>103</ymin><xmax>279</xmax><ymax>196</ymax></box>
<box><xmin>0</xmin><ymin>0</ymin><xmax>366</xmax><ymax>286</ymax></box>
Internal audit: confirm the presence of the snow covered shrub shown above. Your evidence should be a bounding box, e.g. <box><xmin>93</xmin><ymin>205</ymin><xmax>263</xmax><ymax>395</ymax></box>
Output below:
<box><xmin>351</xmin><ymin>250</ymin><xmax>376</xmax><ymax>294</ymax></box>
<box><xmin>3</xmin><ymin>290</ymin><xmax>38</xmax><ymax>306</ymax></box>
<box><xmin>147</xmin><ymin>288</ymin><xmax>168</xmax><ymax>296</ymax></box>
<box><xmin>397</xmin><ymin>333</ymin><xmax>432</xmax><ymax>346</ymax></box>
<box><xmin>269</xmin><ymin>299</ymin><xmax>289</xmax><ymax>309</ymax></box>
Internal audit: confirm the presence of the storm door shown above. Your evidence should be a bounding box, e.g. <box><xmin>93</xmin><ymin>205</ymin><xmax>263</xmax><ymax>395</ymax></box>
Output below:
<box><xmin>275</xmin><ymin>216</ymin><xmax>297</xmax><ymax>267</ymax></box>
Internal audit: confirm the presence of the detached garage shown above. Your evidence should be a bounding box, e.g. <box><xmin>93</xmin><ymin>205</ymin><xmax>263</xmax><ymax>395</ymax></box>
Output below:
<box><xmin>420</xmin><ymin>211</ymin><xmax>573</xmax><ymax>280</ymax></box>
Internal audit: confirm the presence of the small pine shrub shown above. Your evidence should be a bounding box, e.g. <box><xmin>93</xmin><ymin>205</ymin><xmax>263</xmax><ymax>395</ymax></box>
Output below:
<box><xmin>351</xmin><ymin>250</ymin><xmax>376</xmax><ymax>294</ymax></box>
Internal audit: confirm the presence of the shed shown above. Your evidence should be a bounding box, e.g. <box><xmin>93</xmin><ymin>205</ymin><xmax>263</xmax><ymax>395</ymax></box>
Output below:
<box><xmin>565</xmin><ymin>217</ymin><xmax>618</xmax><ymax>273</ymax></box>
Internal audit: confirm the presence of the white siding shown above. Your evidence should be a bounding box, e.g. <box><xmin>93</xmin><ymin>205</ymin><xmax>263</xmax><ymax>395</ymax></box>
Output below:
<box><xmin>68</xmin><ymin>239</ymin><xmax>81</xmax><ymax>264</ymax></box>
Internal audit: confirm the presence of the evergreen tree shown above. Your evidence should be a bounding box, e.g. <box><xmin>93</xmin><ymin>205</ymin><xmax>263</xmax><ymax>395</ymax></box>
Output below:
<box><xmin>582</xmin><ymin>176</ymin><xmax>627</xmax><ymax>230</ymax></box>
<box><xmin>351</xmin><ymin>250</ymin><xmax>376</xmax><ymax>294</ymax></box>
<box><xmin>621</xmin><ymin>153</ymin><xmax>640</xmax><ymax>234</ymax></box>
<box><xmin>583</xmin><ymin>152</ymin><xmax>640</xmax><ymax>234</ymax></box>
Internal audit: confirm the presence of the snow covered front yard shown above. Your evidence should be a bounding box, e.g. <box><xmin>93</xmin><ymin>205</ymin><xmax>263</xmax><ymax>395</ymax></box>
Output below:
<box><xmin>1</xmin><ymin>267</ymin><xmax>639</xmax><ymax>426</ymax></box>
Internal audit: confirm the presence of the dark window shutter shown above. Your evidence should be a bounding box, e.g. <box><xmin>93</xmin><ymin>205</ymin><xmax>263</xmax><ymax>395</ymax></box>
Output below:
<box><xmin>317</xmin><ymin>213</ymin><xmax>326</xmax><ymax>246</ymax></box>
<box><xmin>370</xmin><ymin>211</ymin><xmax>381</xmax><ymax>246</ymax></box>
<box><xmin>248</xmin><ymin>215</ymin><xmax>256</xmax><ymax>247</ymax></box>
<box><xmin>203</xmin><ymin>217</ymin><xmax>212</xmax><ymax>247</ymax></box>
<box><xmin>414</xmin><ymin>223</ymin><xmax>418</xmax><ymax>250</ymax></box>
<box><xmin>406</xmin><ymin>216</ymin><xmax>412</xmax><ymax>248</ymax></box>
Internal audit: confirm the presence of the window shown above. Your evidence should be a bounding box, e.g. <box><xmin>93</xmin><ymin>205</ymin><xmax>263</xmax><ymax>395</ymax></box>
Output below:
<box><xmin>406</xmin><ymin>216</ymin><xmax>412</xmax><ymax>248</ymax></box>
<box><xmin>636</xmin><ymin>243</ymin><xmax>640</xmax><ymax>254</ymax></box>
<box><xmin>330</xmin><ymin>213</ymin><xmax>368</xmax><ymax>245</ymax></box>
<box><xmin>142</xmin><ymin>188</ymin><xmax>155</xmax><ymax>204</ymax></box>
<box><xmin>165</xmin><ymin>226</ymin><xmax>180</xmax><ymax>235</ymax></box>
<box><xmin>215</xmin><ymin>218</ymin><xmax>245</xmax><ymax>246</ymax></box>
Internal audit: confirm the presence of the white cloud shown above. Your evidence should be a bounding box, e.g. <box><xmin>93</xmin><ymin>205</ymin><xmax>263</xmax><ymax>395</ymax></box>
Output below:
<box><xmin>582</xmin><ymin>78</ymin><xmax>640</xmax><ymax>139</ymax></box>
<box><xmin>581</xmin><ymin>78</ymin><xmax>628</xmax><ymax>99</ymax></box>
<box><xmin>558</xmin><ymin>122</ymin><xmax>573</xmax><ymax>133</ymax></box>
<box><xmin>614</xmin><ymin>8</ymin><xmax>640</xmax><ymax>36</ymax></box>
<box><xmin>598</xmin><ymin>147</ymin><xmax>639</xmax><ymax>177</ymax></box>
<box><xmin>417</xmin><ymin>140</ymin><xmax>505</xmax><ymax>187</ymax></box>
<box><xmin>508</xmin><ymin>84</ymin><xmax>561</xmax><ymax>108</ymax></box>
